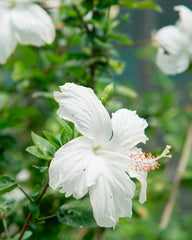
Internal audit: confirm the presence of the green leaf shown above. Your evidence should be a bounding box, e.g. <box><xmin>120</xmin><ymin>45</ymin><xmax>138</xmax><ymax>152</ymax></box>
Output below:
<box><xmin>110</xmin><ymin>32</ymin><xmax>132</xmax><ymax>44</ymax></box>
<box><xmin>94</xmin><ymin>38</ymin><xmax>112</xmax><ymax>48</ymax></box>
<box><xmin>59</xmin><ymin>129</ymin><xmax>69</xmax><ymax>145</ymax></box>
<box><xmin>12</xmin><ymin>61</ymin><xmax>30</xmax><ymax>82</ymax></box>
<box><xmin>57</xmin><ymin>118</ymin><xmax>73</xmax><ymax>136</ymax></box>
<box><xmin>115</xmin><ymin>85</ymin><xmax>138</xmax><ymax>98</ymax></box>
<box><xmin>26</xmin><ymin>146</ymin><xmax>52</xmax><ymax>160</ymax></box>
<box><xmin>10</xmin><ymin>107</ymin><xmax>37</xmax><ymax>119</ymax></box>
<box><xmin>99</xmin><ymin>83</ymin><xmax>114</xmax><ymax>104</ymax></box>
<box><xmin>57</xmin><ymin>200</ymin><xmax>97</xmax><ymax>228</ymax></box>
<box><xmin>0</xmin><ymin>176</ymin><xmax>18</xmax><ymax>195</ymax></box>
<box><xmin>0</xmin><ymin>120</ymin><xmax>18</xmax><ymax>130</ymax></box>
<box><xmin>11</xmin><ymin>231</ymin><xmax>32</xmax><ymax>240</ymax></box>
<box><xmin>43</xmin><ymin>131</ymin><xmax>61</xmax><ymax>149</ymax></box>
<box><xmin>120</xmin><ymin>0</ymin><xmax>162</xmax><ymax>12</ymax></box>
<box><xmin>32</xmin><ymin>165</ymin><xmax>49</xmax><ymax>173</ymax></box>
<box><xmin>109</xmin><ymin>59</ymin><xmax>125</xmax><ymax>74</ymax></box>
<box><xmin>31</xmin><ymin>132</ymin><xmax>56</xmax><ymax>155</ymax></box>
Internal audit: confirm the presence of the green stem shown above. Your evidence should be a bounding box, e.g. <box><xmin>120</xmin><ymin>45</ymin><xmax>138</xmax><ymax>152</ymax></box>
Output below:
<box><xmin>2</xmin><ymin>215</ymin><xmax>10</xmax><ymax>240</ymax></box>
<box><xmin>17</xmin><ymin>179</ymin><xmax>49</xmax><ymax>240</ymax></box>
<box><xmin>34</xmin><ymin>214</ymin><xmax>57</xmax><ymax>222</ymax></box>
<box><xmin>17</xmin><ymin>185</ymin><xmax>33</xmax><ymax>202</ymax></box>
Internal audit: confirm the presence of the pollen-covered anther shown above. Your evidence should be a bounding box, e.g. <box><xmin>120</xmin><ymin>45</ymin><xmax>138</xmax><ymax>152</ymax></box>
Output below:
<box><xmin>130</xmin><ymin>145</ymin><xmax>171</xmax><ymax>172</ymax></box>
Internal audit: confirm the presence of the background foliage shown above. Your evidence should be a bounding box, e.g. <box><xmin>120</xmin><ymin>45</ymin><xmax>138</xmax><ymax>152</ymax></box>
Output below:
<box><xmin>0</xmin><ymin>0</ymin><xmax>192</xmax><ymax>239</ymax></box>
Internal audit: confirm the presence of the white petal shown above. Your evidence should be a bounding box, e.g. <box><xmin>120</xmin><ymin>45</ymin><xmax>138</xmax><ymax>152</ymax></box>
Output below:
<box><xmin>0</xmin><ymin>10</ymin><xmax>17</xmax><ymax>64</ymax></box>
<box><xmin>128</xmin><ymin>169</ymin><xmax>147</xmax><ymax>204</ymax></box>
<box><xmin>109</xmin><ymin>109</ymin><xmax>148</xmax><ymax>152</ymax></box>
<box><xmin>11</xmin><ymin>4</ymin><xmax>55</xmax><ymax>46</ymax></box>
<box><xmin>156</xmin><ymin>48</ymin><xmax>189</xmax><ymax>75</ymax></box>
<box><xmin>155</xmin><ymin>25</ymin><xmax>189</xmax><ymax>55</ymax></box>
<box><xmin>111</xmin><ymin>168</ymin><xmax>135</xmax><ymax>218</ymax></box>
<box><xmin>154</xmin><ymin>25</ymin><xmax>190</xmax><ymax>75</ymax></box>
<box><xmin>89</xmin><ymin>176</ymin><xmax>117</xmax><ymax>228</ymax></box>
<box><xmin>49</xmin><ymin>136</ymin><xmax>104</xmax><ymax>199</ymax></box>
<box><xmin>174</xmin><ymin>5</ymin><xmax>192</xmax><ymax>36</ymax></box>
<box><xmin>54</xmin><ymin>83</ymin><xmax>112</xmax><ymax>145</ymax></box>
<box><xmin>89</xmin><ymin>167</ymin><xmax>136</xmax><ymax>228</ymax></box>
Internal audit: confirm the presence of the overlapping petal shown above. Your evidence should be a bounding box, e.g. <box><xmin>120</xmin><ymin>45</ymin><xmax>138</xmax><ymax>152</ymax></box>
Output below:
<box><xmin>49</xmin><ymin>136</ymin><xmax>105</xmax><ymax>199</ymax></box>
<box><xmin>156</xmin><ymin>49</ymin><xmax>190</xmax><ymax>75</ymax></box>
<box><xmin>127</xmin><ymin>168</ymin><xmax>147</xmax><ymax>204</ymax></box>
<box><xmin>174</xmin><ymin>5</ymin><xmax>192</xmax><ymax>37</ymax></box>
<box><xmin>109</xmin><ymin>109</ymin><xmax>148</xmax><ymax>153</ymax></box>
<box><xmin>11</xmin><ymin>4</ymin><xmax>55</xmax><ymax>46</ymax></box>
<box><xmin>89</xmin><ymin>167</ymin><xmax>136</xmax><ymax>227</ymax></box>
<box><xmin>54</xmin><ymin>83</ymin><xmax>112</xmax><ymax>144</ymax></box>
<box><xmin>0</xmin><ymin>10</ymin><xmax>17</xmax><ymax>64</ymax></box>
<box><xmin>155</xmin><ymin>25</ymin><xmax>188</xmax><ymax>55</ymax></box>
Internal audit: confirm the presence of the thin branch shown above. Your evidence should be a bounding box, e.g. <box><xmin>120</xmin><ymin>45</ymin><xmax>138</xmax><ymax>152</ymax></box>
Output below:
<box><xmin>2</xmin><ymin>215</ymin><xmax>10</xmax><ymax>240</ymax></box>
<box><xmin>17</xmin><ymin>179</ymin><xmax>49</xmax><ymax>240</ymax></box>
<box><xmin>34</xmin><ymin>214</ymin><xmax>57</xmax><ymax>222</ymax></box>
<box><xmin>111</xmin><ymin>38</ymin><xmax>152</xmax><ymax>50</ymax></box>
<box><xmin>159</xmin><ymin>122</ymin><xmax>192</xmax><ymax>229</ymax></box>
<box><xmin>17</xmin><ymin>185</ymin><xmax>33</xmax><ymax>202</ymax></box>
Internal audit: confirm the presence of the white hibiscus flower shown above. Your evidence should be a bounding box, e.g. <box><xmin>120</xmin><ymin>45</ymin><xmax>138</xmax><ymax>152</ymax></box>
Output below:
<box><xmin>154</xmin><ymin>5</ymin><xmax>192</xmax><ymax>75</ymax></box>
<box><xmin>0</xmin><ymin>0</ymin><xmax>55</xmax><ymax>64</ymax></box>
<box><xmin>154</xmin><ymin>25</ymin><xmax>190</xmax><ymax>75</ymax></box>
<box><xmin>49</xmin><ymin>83</ymin><xmax>171</xmax><ymax>228</ymax></box>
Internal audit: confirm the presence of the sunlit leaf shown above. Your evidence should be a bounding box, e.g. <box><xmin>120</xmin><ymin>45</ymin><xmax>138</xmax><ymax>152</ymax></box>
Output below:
<box><xmin>57</xmin><ymin>118</ymin><xmax>73</xmax><ymax>136</ymax></box>
<box><xmin>115</xmin><ymin>85</ymin><xmax>138</xmax><ymax>98</ymax></box>
<box><xmin>31</xmin><ymin>132</ymin><xmax>56</xmax><ymax>155</ymax></box>
<box><xmin>26</xmin><ymin>146</ymin><xmax>52</xmax><ymax>160</ymax></box>
<box><xmin>43</xmin><ymin>131</ymin><xmax>61</xmax><ymax>149</ymax></box>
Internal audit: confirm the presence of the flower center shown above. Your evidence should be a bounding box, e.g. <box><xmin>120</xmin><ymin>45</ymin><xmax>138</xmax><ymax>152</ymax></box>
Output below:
<box><xmin>93</xmin><ymin>145</ymin><xmax>101</xmax><ymax>155</ymax></box>
<box><xmin>8</xmin><ymin>0</ymin><xmax>17</xmax><ymax>8</ymax></box>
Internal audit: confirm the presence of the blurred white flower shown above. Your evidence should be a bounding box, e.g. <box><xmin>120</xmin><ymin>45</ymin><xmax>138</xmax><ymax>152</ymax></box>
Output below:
<box><xmin>43</xmin><ymin>0</ymin><xmax>61</xmax><ymax>23</ymax></box>
<box><xmin>16</xmin><ymin>169</ymin><xmax>31</xmax><ymax>182</ymax></box>
<box><xmin>0</xmin><ymin>0</ymin><xmax>55</xmax><ymax>64</ymax></box>
<box><xmin>154</xmin><ymin>5</ymin><xmax>192</xmax><ymax>75</ymax></box>
<box><xmin>49</xmin><ymin>83</ymin><xmax>171</xmax><ymax>228</ymax></box>
<box><xmin>44</xmin><ymin>0</ymin><xmax>61</xmax><ymax>9</ymax></box>
<box><xmin>154</xmin><ymin>25</ymin><xmax>190</xmax><ymax>75</ymax></box>
<box><xmin>109</xmin><ymin>5</ymin><xmax>120</xmax><ymax>19</ymax></box>
<box><xmin>3</xmin><ymin>188</ymin><xmax>26</xmax><ymax>201</ymax></box>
